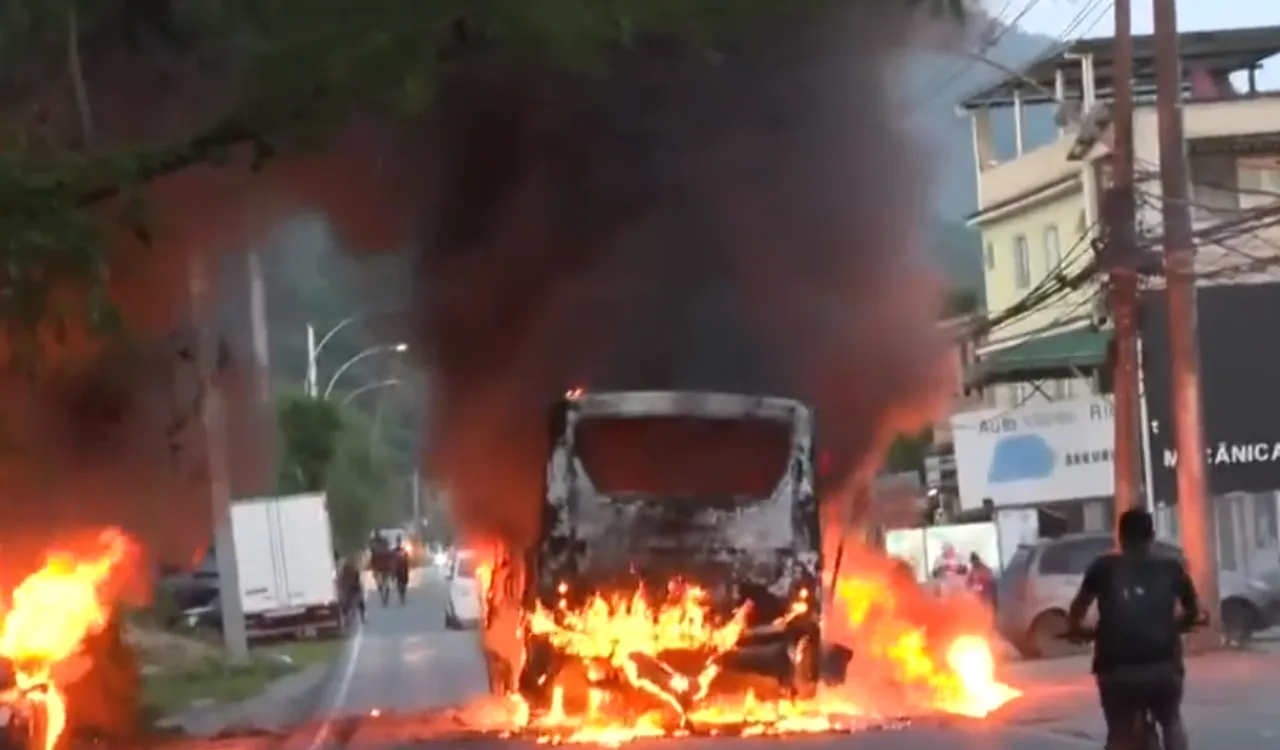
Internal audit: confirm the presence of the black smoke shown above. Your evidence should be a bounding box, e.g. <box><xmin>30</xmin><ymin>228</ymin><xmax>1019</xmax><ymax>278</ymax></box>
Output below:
<box><xmin>405</xmin><ymin>2</ymin><xmax>954</xmax><ymax>547</ymax></box>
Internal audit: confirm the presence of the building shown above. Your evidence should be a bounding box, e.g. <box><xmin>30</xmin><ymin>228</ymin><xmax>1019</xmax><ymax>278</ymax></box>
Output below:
<box><xmin>953</xmin><ymin>25</ymin><xmax>1280</xmax><ymax>554</ymax></box>
<box><xmin>958</xmin><ymin>25</ymin><xmax>1280</xmax><ymax>409</ymax></box>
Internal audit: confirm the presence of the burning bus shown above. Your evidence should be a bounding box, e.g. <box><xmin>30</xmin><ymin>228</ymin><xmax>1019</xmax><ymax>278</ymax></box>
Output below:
<box><xmin>477</xmin><ymin>389</ymin><xmax>829</xmax><ymax>724</ymax></box>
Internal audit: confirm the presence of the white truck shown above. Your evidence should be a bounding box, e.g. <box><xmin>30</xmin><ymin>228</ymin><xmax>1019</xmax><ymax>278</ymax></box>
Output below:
<box><xmin>232</xmin><ymin>492</ymin><xmax>344</xmax><ymax>639</ymax></box>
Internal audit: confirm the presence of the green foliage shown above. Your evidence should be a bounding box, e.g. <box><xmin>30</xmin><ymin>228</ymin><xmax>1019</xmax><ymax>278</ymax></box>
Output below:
<box><xmin>884</xmin><ymin>428</ymin><xmax>932</xmax><ymax>478</ymax></box>
<box><xmin>325</xmin><ymin>408</ymin><xmax>401</xmax><ymax>553</ymax></box>
<box><xmin>944</xmin><ymin>288</ymin><xmax>981</xmax><ymax>317</ymax></box>
<box><xmin>276</xmin><ymin>393</ymin><xmax>346</xmax><ymax>492</ymax></box>
<box><xmin>274</xmin><ymin>389</ymin><xmax>402</xmax><ymax>552</ymax></box>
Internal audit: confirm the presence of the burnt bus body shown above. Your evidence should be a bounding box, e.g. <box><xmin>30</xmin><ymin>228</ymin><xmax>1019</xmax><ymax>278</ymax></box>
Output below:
<box><xmin>503</xmin><ymin>390</ymin><xmax>824</xmax><ymax>710</ymax></box>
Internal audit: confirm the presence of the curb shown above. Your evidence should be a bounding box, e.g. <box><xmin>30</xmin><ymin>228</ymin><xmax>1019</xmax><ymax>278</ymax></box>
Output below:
<box><xmin>156</xmin><ymin>647</ymin><xmax>345</xmax><ymax>739</ymax></box>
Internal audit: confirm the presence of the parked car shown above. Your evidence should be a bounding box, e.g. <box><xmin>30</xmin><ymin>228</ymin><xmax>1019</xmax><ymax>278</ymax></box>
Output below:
<box><xmin>995</xmin><ymin>531</ymin><xmax>1280</xmax><ymax>658</ymax></box>
<box><xmin>180</xmin><ymin>593</ymin><xmax>224</xmax><ymax>632</ymax></box>
<box><xmin>444</xmin><ymin>551</ymin><xmax>482</xmax><ymax>630</ymax></box>
<box><xmin>157</xmin><ymin>547</ymin><xmax>220</xmax><ymax>614</ymax></box>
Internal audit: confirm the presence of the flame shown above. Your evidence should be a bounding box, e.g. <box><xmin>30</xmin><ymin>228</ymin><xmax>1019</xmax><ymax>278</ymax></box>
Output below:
<box><xmin>479</xmin><ymin>567</ymin><xmax>1020</xmax><ymax>745</ymax></box>
<box><xmin>526</xmin><ymin>582</ymin><xmax>752</xmax><ymax>722</ymax></box>
<box><xmin>0</xmin><ymin>530</ymin><xmax>133</xmax><ymax>750</ymax></box>
<box><xmin>834</xmin><ymin>574</ymin><xmax>1021</xmax><ymax>718</ymax></box>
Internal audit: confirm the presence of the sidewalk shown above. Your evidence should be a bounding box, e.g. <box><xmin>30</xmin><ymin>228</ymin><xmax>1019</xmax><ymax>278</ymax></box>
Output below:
<box><xmin>995</xmin><ymin>647</ymin><xmax>1280</xmax><ymax>747</ymax></box>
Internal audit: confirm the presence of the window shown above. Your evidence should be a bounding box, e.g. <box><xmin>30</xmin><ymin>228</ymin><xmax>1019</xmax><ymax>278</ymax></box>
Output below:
<box><xmin>1238</xmin><ymin>157</ymin><xmax>1280</xmax><ymax>211</ymax></box>
<box><xmin>1189</xmin><ymin>153</ymin><xmax>1241</xmax><ymax>220</ymax></box>
<box><xmin>574</xmin><ymin>415</ymin><xmax>792</xmax><ymax>498</ymax></box>
<box><xmin>1043</xmin><ymin>225</ymin><xmax>1061</xmax><ymax>271</ymax></box>
<box><xmin>1038</xmin><ymin>537</ymin><xmax>1111</xmax><ymax>575</ymax></box>
<box><xmin>455</xmin><ymin>556</ymin><xmax>478</xmax><ymax>579</ymax></box>
<box><xmin>984</xmin><ymin>242</ymin><xmax>995</xmax><ymax>270</ymax></box>
<box><xmin>1013</xmin><ymin>234</ymin><xmax>1031</xmax><ymax>289</ymax></box>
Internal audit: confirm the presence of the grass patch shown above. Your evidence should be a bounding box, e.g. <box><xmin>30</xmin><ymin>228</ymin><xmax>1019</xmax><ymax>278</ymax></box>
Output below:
<box><xmin>141</xmin><ymin>637</ymin><xmax>343</xmax><ymax>718</ymax></box>
<box><xmin>143</xmin><ymin>658</ymin><xmax>296</xmax><ymax>717</ymax></box>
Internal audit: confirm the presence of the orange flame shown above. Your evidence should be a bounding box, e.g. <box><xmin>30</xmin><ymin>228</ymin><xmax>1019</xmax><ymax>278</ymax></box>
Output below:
<box><xmin>834</xmin><ymin>573</ymin><xmax>1021</xmax><ymax>717</ymax></box>
<box><xmin>486</xmin><ymin>566</ymin><xmax>1019</xmax><ymax>744</ymax></box>
<box><xmin>0</xmin><ymin>529</ymin><xmax>134</xmax><ymax>750</ymax></box>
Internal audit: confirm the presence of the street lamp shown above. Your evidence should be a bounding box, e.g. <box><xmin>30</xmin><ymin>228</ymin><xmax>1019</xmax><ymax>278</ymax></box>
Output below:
<box><xmin>339</xmin><ymin>378</ymin><xmax>403</xmax><ymax>407</ymax></box>
<box><xmin>323</xmin><ymin>343</ymin><xmax>409</xmax><ymax>400</ymax></box>
<box><xmin>305</xmin><ymin>310</ymin><xmax>398</xmax><ymax>396</ymax></box>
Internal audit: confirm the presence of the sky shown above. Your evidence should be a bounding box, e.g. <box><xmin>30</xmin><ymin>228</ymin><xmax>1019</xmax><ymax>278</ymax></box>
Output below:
<box><xmin>1002</xmin><ymin>0</ymin><xmax>1280</xmax><ymax>87</ymax></box>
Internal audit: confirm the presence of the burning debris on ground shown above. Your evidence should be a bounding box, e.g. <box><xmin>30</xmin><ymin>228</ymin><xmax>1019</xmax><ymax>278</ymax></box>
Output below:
<box><xmin>0</xmin><ymin>528</ymin><xmax>143</xmax><ymax>750</ymax></box>
<box><xmin>433</xmin><ymin>540</ymin><xmax>1019</xmax><ymax>746</ymax></box>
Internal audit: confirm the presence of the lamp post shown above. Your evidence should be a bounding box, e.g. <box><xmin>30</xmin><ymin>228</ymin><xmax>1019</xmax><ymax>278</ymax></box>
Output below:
<box><xmin>305</xmin><ymin>311</ymin><xmax>398</xmax><ymax>397</ymax></box>
<box><xmin>339</xmin><ymin>378</ymin><xmax>403</xmax><ymax>407</ymax></box>
<box><xmin>323</xmin><ymin>343</ymin><xmax>408</xmax><ymax>400</ymax></box>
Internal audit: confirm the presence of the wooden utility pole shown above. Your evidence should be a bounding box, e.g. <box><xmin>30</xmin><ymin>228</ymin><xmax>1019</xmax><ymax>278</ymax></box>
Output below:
<box><xmin>1108</xmin><ymin>0</ymin><xmax>1142</xmax><ymax>522</ymax></box>
<box><xmin>1152</xmin><ymin>0</ymin><xmax>1219</xmax><ymax>642</ymax></box>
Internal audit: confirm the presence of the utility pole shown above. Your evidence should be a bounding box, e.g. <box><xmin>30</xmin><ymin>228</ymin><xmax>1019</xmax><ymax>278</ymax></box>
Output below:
<box><xmin>1153</xmin><ymin>0</ymin><xmax>1219</xmax><ymax>644</ymax></box>
<box><xmin>1108</xmin><ymin>0</ymin><xmax>1142</xmax><ymax>523</ymax></box>
<box><xmin>189</xmin><ymin>252</ymin><xmax>250</xmax><ymax>662</ymax></box>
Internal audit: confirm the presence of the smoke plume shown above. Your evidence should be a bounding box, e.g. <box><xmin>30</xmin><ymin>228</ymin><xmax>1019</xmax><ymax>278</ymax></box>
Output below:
<box><xmin>408</xmin><ymin>2</ymin><xmax>955</xmax><ymax>547</ymax></box>
<box><xmin>0</xmin><ymin>0</ymin><xmax>960</xmax><ymax>566</ymax></box>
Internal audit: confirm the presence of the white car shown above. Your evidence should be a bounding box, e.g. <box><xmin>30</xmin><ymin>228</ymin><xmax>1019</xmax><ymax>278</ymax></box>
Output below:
<box><xmin>445</xmin><ymin>551</ymin><xmax>483</xmax><ymax>630</ymax></box>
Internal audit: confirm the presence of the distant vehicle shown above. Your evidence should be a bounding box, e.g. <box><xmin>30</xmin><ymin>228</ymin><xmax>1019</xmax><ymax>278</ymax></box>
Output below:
<box><xmin>480</xmin><ymin>390</ymin><xmax>826</xmax><ymax>710</ymax></box>
<box><xmin>995</xmin><ymin>531</ymin><xmax>1280</xmax><ymax>658</ymax></box>
<box><xmin>234</xmin><ymin>493</ymin><xmax>345</xmax><ymax>639</ymax></box>
<box><xmin>445</xmin><ymin>551</ymin><xmax>482</xmax><ymax>630</ymax></box>
<box><xmin>374</xmin><ymin>526</ymin><xmax>421</xmax><ymax>565</ymax></box>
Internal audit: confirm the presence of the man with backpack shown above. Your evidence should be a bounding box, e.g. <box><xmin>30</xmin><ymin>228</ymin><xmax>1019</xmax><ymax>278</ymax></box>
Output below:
<box><xmin>1065</xmin><ymin>508</ymin><xmax>1202</xmax><ymax>750</ymax></box>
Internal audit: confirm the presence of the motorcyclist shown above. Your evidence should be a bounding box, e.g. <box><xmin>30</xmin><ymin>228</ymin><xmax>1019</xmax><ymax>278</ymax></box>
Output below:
<box><xmin>392</xmin><ymin>537</ymin><xmax>411</xmax><ymax>605</ymax></box>
<box><xmin>1065</xmin><ymin>508</ymin><xmax>1200</xmax><ymax>750</ymax></box>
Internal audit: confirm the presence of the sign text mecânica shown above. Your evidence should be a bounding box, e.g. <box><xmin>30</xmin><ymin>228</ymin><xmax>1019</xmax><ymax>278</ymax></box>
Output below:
<box><xmin>1162</xmin><ymin>441</ymin><xmax>1280</xmax><ymax>468</ymax></box>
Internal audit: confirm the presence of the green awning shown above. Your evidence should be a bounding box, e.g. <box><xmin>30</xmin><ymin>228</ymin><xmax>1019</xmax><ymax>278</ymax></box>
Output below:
<box><xmin>967</xmin><ymin>327</ymin><xmax>1111</xmax><ymax>386</ymax></box>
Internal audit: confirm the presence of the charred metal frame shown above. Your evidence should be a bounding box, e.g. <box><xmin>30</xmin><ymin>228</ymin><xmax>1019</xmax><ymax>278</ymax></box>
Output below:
<box><xmin>531</xmin><ymin>390</ymin><xmax>823</xmax><ymax>613</ymax></box>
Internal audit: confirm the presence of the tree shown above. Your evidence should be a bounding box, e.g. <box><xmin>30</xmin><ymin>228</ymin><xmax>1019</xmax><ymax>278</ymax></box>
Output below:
<box><xmin>884</xmin><ymin>428</ymin><xmax>933</xmax><ymax>478</ymax></box>
<box><xmin>275</xmin><ymin>390</ymin><xmax>402</xmax><ymax>552</ymax></box>
<box><xmin>324</xmin><ymin>407</ymin><xmax>402</xmax><ymax>553</ymax></box>
<box><xmin>0</xmin><ymin>0</ymin><xmax>969</xmax><ymax>358</ymax></box>
<box><xmin>276</xmin><ymin>392</ymin><xmax>345</xmax><ymax>492</ymax></box>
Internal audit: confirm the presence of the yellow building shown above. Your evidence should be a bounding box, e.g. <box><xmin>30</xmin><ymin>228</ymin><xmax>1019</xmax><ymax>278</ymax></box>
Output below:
<box><xmin>959</xmin><ymin>25</ymin><xmax>1280</xmax><ymax>408</ymax></box>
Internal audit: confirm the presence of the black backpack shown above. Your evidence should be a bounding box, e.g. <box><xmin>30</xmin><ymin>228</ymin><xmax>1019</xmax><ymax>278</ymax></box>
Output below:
<box><xmin>1104</xmin><ymin>554</ymin><xmax>1179</xmax><ymax>653</ymax></box>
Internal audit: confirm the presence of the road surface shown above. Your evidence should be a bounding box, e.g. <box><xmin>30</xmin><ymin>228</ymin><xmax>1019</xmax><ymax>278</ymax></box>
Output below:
<box><xmin>326</xmin><ymin>567</ymin><xmax>490</xmax><ymax>716</ymax></box>
<box><xmin>189</xmin><ymin>570</ymin><xmax>1280</xmax><ymax>750</ymax></box>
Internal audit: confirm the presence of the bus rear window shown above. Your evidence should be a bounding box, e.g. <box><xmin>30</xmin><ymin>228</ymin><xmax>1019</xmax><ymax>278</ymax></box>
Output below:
<box><xmin>573</xmin><ymin>415</ymin><xmax>793</xmax><ymax>498</ymax></box>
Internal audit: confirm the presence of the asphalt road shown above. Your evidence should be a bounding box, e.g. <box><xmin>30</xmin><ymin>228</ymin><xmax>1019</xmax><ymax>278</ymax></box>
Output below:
<box><xmin>251</xmin><ymin>569</ymin><xmax>1280</xmax><ymax>750</ymax></box>
<box><xmin>327</xmin><ymin>568</ymin><xmax>490</xmax><ymax>716</ymax></box>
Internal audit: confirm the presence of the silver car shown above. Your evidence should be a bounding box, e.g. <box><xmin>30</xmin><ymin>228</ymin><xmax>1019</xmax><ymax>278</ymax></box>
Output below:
<box><xmin>995</xmin><ymin>532</ymin><xmax>1280</xmax><ymax>658</ymax></box>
